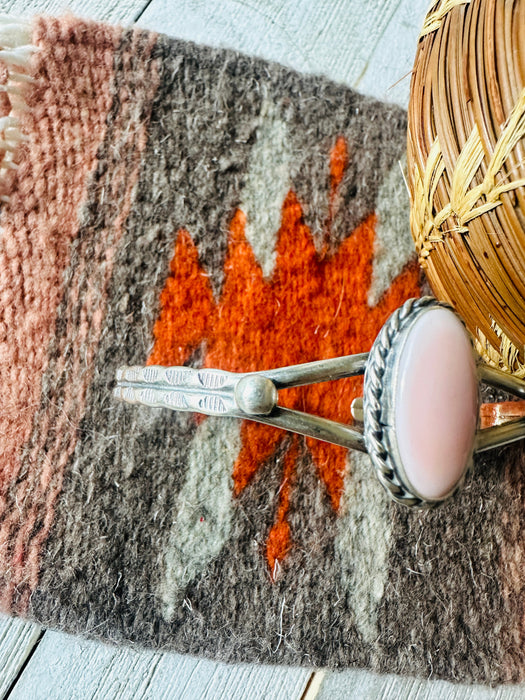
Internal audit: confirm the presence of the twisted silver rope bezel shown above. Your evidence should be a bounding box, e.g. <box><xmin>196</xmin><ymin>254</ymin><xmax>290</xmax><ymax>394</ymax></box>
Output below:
<box><xmin>363</xmin><ymin>296</ymin><xmax>455</xmax><ymax>507</ymax></box>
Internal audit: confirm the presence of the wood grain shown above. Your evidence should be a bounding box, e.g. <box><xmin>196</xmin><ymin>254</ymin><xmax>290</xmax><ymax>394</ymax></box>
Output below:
<box><xmin>316</xmin><ymin>668</ymin><xmax>525</xmax><ymax>699</ymax></box>
<box><xmin>7</xmin><ymin>631</ymin><xmax>311</xmax><ymax>700</ymax></box>
<box><xmin>1</xmin><ymin>0</ymin><xmax>146</xmax><ymax>24</ymax></box>
<box><xmin>137</xmin><ymin>0</ymin><xmax>427</xmax><ymax>107</ymax></box>
<box><xmin>0</xmin><ymin>615</ymin><xmax>42</xmax><ymax>699</ymax></box>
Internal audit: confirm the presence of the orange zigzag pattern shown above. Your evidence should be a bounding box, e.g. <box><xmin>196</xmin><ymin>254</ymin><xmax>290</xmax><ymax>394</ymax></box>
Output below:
<box><xmin>149</xmin><ymin>136</ymin><xmax>421</xmax><ymax>577</ymax></box>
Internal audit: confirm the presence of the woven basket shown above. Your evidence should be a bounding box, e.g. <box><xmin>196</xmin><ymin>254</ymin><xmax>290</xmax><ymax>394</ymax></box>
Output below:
<box><xmin>407</xmin><ymin>0</ymin><xmax>525</xmax><ymax>375</ymax></box>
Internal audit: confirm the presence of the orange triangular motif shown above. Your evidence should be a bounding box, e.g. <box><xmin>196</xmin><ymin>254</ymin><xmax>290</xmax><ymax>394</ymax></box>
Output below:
<box><xmin>148</xmin><ymin>135</ymin><xmax>421</xmax><ymax>578</ymax></box>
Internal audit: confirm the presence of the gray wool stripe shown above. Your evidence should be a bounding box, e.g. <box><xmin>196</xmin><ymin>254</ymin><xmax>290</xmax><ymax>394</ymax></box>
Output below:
<box><xmin>160</xmin><ymin>417</ymin><xmax>241</xmax><ymax>621</ymax></box>
<box><xmin>335</xmin><ymin>451</ymin><xmax>392</xmax><ymax>647</ymax></box>
<box><xmin>241</xmin><ymin>99</ymin><xmax>292</xmax><ymax>278</ymax></box>
<box><xmin>368</xmin><ymin>155</ymin><xmax>416</xmax><ymax>307</ymax></box>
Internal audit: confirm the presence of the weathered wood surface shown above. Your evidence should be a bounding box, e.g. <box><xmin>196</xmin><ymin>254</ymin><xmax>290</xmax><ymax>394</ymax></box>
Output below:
<box><xmin>2</xmin><ymin>0</ymin><xmax>145</xmax><ymax>24</ymax></box>
<box><xmin>138</xmin><ymin>0</ymin><xmax>429</xmax><ymax>107</ymax></box>
<box><xmin>316</xmin><ymin>668</ymin><xmax>525</xmax><ymax>700</ymax></box>
<box><xmin>7</xmin><ymin>630</ymin><xmax>311</xmax><ymax>700</ymax></box>
<box><xmin>1</xmin><ymin>0</ymin><xmax>525</xmax><ymax>698</ymax></box>
<box><xmin>0</xmin><ymin>616</ymin><xmax>41</xmax><ymax>698</ymax></box>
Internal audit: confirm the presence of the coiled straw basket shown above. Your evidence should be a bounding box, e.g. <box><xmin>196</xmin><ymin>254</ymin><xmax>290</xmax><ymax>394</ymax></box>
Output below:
<box><xmin>407</xmin><ymin>0</ymin><xmax>525</xmax><ymax>374</ymax></box>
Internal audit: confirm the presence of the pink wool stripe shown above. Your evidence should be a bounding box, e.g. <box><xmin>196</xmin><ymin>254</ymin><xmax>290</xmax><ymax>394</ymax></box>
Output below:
<box><xmin>0</xmin><ymin>16</ymin><xmax>121</xmax><ymax>612</ymax></box>
<box><xmin>15</xmin><ymin>29</ymin><xmax>160</xmax><ymax>613</ymax></box>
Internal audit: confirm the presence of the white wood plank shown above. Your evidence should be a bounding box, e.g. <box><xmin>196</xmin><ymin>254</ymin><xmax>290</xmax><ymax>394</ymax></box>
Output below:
<box><xmin>0</xmin><ymin>614</ymin><xmax>42</xmax><ymax>699</ymax></box>
<box><xmin>354</xmin><ymin>0</ymin><xmax>430</xmax><ymax>107</ymax></box>
<box><xmin>137</xmin><ymin>0</ymin><xmax>430</xmax><ymax>108</ymax></box>
<box><xmin>0</xmin><ymin>0</ymin><xmax>147</xmax><ymax>24</ymax></box>
<box><xmin>314</xmin><ymin>668</ymin><xmax>525</xmax><ymax>700</ymax></box>
<box><xmin>7</xmin><ymin>630</ymin><xmax>311</xmax><ymax>700</ymax></box>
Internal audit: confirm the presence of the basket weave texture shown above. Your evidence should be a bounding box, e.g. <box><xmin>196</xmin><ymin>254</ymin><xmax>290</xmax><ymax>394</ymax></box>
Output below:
<box><xmin>408</xmin><ymin>0</ymin><xmax>525</xmax><ymax>374</ymax></box>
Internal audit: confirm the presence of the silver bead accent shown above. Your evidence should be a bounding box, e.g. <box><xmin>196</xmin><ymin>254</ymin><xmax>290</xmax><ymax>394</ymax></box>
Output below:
<box><xmin>114</xmin><ymin>296</ymin><xmax>525</xmax><ymax>508</ymax></box>
<box><xmin>234</xmin><ymin>375</ymin><xmax>278</xmax><ymax>416</ymax></box>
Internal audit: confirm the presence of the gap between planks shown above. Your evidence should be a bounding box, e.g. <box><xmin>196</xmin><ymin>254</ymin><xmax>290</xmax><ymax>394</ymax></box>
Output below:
<box><xmin>300</xmin><ymin>670</ymin><xmax>325</xmax><ymax>700</ymax></box>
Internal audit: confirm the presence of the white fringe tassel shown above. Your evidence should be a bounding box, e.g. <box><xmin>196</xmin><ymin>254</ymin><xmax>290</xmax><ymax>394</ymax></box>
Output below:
<box><xmin>0</xmin><ymin>17</ymin><xmax>34</xmax><ymax>194</ymax></box>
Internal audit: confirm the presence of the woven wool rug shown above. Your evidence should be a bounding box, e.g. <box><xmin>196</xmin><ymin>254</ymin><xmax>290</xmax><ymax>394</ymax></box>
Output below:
<box><xmin>0</xmin><ymin>13</ymin><xmax>524</xmax><ymax>685</ymax></box>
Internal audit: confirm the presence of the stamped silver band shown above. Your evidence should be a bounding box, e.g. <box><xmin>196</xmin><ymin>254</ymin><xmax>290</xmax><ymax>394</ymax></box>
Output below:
<box><xmin>114</xmin><ymin>297</ymin><xmax>525</xmax><ymax>507</ymax></box>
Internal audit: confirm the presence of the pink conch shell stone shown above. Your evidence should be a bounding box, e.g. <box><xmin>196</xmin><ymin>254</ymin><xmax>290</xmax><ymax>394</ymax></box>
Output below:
<box><xmin>395</xmin><ymin>308</ymin><xmax>479</xmax><ymax>500</ymax></box>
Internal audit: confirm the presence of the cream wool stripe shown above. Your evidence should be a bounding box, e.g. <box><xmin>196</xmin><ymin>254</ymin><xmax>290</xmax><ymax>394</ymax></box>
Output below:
<box><xmin>335</xmin><ymin>451</ymin><xmax>392</xmax><ymax>645</ymax></box>
<box><xmin>241</xmin><ymin>99</ymin><xmax>292</xmax><ymax>279</ymax></box>
<box><xmin>160</xmin><ymin>417</ymin><xmax>240</xmax><ymax>622</ymax></box>
<box><xmin>368</xmin><ymin>155</ymin><xmax>416</xmax><ymax>307</ymax></box>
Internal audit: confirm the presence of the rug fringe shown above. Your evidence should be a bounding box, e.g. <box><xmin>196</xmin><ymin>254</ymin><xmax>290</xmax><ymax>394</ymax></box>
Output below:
<box><xmin>0</xmin><ymin>17</ymin><xmax>34</xmax><ymax>202</ymax></box>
